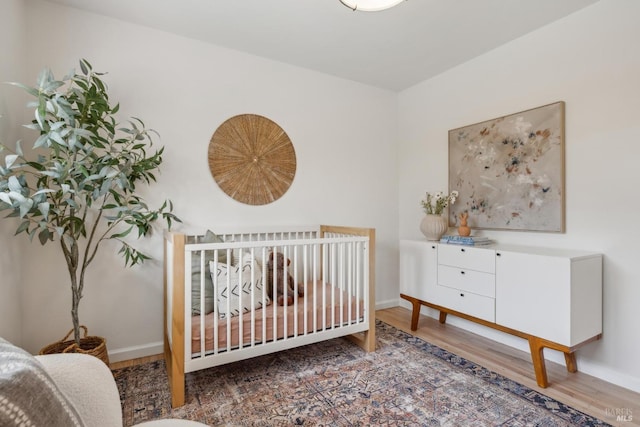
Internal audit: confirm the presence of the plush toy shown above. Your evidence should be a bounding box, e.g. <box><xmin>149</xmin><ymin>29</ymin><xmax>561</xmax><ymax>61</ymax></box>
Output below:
<box><xmin>266</xmin><ymin>252</ymin><xmax>302</xmax><ymax>306</ymax></box>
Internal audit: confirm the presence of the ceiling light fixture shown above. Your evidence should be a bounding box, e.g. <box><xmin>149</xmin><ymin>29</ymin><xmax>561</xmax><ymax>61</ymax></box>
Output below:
<box><xmin>339</xmin><ymin>0</ymin><xmax>406</xmax><ymax>12</ymax></box>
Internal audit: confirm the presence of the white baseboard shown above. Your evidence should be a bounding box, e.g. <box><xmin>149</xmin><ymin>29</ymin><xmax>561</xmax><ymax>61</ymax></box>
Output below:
<box><xmin>375</xmin><ymin>298</ymin><xmax>399</xmax><ymax>310</ymax></box>
<box><xmin>108</xmin><ymin>341</ymin><xmax>163</xmax><ymax>363</ymax></box>
<box><xmin>574</xmin><ymin>360</ymin><xmax>640</xmax><ymax>394</ymax></box>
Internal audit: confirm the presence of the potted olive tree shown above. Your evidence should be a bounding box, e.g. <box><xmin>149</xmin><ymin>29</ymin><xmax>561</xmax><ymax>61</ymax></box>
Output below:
<box><xmin>0</xmin><ymin>59</ymin><xmax>179</xmax><ymax>363</ymax></box>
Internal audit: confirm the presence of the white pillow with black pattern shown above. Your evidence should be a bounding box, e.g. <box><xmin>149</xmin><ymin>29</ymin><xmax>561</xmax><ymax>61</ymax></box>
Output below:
<box><xmin>210</xmin><ymin>253</ymin><xmax>271</xmax><ymax>318</ymax></box>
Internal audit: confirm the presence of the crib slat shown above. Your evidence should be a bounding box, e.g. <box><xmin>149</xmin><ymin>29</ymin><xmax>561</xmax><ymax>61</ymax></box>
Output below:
<box><xmin>271</xmin><ymin>246</ymin><xmax>277</xmax><ymax>344</ymax></box>
<box><xmin>292</xmin><ymin>246</ymin><xmax>298</xmax><ymax>338</ymax></box>
<box><xmin>226</xmin><ymin>248</ymin><xmax>232</xmax><ymax>346</ymax></box>
<box><xmin>339</xmin><ymin>242</ymin><xmax>344</xmax><ymax>326</ymax></box>
<box><xmin>237</xmin><ymin>248</ymin><xmax>244</xmax><ymax>350</ymax></box>
<box><xmin>358</xmin><ymin>241</ymin><xmax>362</xmax><ymax>325</ymax></box>
<box><xmin>213</xmin><ymin>251</ymin><xmax>219</xmax><ymax>355</ymax></box>
<box><xmin>303</xmin><ymin>245</ymin><xmax>309</xmax><ymax>336</ymax></box>
<box><xmin>322</xmin><ymin>243</ymin><xmax>328</xmax><ymax>331</ymax></box>
<box><xmin>249</xmin><ymin>248</ymin><xmax>255</xmax><ymax>348</ymax></box>
<box><xmin>283</xmin><ymin>246</ymin><xmax>289</xmax><ymax>342</ymax></box>
<box><xmin>331</xmin><ymin>242</ymin><xmax>336</xmax><ymax>328</ymax></box>
<box><xmin>261</xmin><ymin>246</ymin><xmax>267</xmax><ymax>345</ymax></box>
<box><xmin>199</xmin><ymin>248</ymin><xmax>206</xmax><ymax>358</ymax></box>
<box><xmin>348</xmin><ymin>242</ymin><xmax>354</xmax><ymax>326</ymax></box>
<box><xmin>313</xmin><ymin>244</ymin><xmax>318</xmax><ymax>333</ymax></box>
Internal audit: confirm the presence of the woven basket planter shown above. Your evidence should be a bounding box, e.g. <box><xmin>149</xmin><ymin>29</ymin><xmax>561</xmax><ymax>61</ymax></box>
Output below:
<box><xmin>39</xmin><ymin>325</ymin><xmax>109</xmax><ymax>366</ymax></box>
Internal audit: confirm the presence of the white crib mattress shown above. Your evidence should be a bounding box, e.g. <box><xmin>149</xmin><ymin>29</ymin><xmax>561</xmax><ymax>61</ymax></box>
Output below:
<box><xmin>190</xmin><ymin>281</ymin><xmax>364</xmax><ymax>355</ymax></box>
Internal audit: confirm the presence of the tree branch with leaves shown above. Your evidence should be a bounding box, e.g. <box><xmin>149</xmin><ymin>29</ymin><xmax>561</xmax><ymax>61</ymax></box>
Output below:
<box><xmin>0</xmin><ymin>59</ymin><xmax>180</xmax><ymax>346</ymax></box>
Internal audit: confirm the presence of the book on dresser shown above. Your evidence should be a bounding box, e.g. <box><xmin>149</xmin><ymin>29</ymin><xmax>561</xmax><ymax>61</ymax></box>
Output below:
<box><xmin>439</xmin><ymin>235</ymin><xmax>493</xmax><ymax>246</ymax></box>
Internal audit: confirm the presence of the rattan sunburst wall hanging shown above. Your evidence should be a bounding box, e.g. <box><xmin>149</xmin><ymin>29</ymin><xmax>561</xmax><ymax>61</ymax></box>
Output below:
<box><xmin>208</xmin><ymin>114</ymin><xmax>297</xmax><ymax>205</ymax></box>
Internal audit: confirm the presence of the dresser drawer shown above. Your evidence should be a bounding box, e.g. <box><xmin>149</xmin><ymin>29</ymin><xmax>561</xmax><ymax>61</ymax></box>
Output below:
<box><xmin>434</xmin><ymin>285</ymin><xmax>495</xmax><ymax>322</ymax></box>
<box><xmin>437</xmin><ymin>265</ymin><xmax>495</xmax><ymax>297</ymax></box>
<box><xmin>438</xmin><ymin>244</ymin><xmax>495</xmax><ymax>273</ymax></box>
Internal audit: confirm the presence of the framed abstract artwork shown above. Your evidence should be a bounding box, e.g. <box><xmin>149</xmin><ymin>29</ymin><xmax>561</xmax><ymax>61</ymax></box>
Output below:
<box><xmin>448</xmin><ymin>101</ymin><xmax>565</xmax><ymax>232</ymax></box>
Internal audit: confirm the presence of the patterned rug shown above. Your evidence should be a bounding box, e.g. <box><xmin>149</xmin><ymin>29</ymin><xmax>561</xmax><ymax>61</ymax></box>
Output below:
<box><xmin>114</xmin><ymin>321</ymin><xmax>610</xmax><ymax>426</ymax></box>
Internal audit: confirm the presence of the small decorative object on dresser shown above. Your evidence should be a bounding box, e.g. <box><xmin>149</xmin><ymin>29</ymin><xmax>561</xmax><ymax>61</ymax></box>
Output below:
<box><xmin>420</xmin><ymin>190</ymin><xmax>458</xmax><ymax>241</ymax></box>
<box><xmin>458</xmin><ymin>212</ymin><xmax>471</xmax><ymax>236</ymax></box>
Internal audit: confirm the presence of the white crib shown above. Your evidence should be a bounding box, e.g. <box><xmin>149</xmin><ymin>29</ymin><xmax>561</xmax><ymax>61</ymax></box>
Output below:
<box><xmin>163</xmin><ymin>225</ymin><xmax>375</xmax><ymax>408</ymax></box>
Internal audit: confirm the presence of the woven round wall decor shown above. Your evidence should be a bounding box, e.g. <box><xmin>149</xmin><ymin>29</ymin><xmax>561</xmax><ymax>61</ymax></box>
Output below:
<box><xmin>208</xmin><ymin>114</ymin><xmax>297</xmax><ymax>205</ymax></box>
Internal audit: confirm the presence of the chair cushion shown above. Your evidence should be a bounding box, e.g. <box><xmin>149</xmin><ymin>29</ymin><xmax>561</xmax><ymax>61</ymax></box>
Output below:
<box><xmin>0</xmin><ymin>337</ymin><xmax>85</xmax><ymax>427</ymax></box>
<box><xmin>37</xmin><ymin>353</ymin><xmax>123</xmax><ymax>427</ymax></box>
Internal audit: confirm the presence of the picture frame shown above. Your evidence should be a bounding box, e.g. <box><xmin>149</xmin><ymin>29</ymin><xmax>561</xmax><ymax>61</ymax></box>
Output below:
<box><xmin>448</xmin><ymin>101</ymin><xmax>565</xmax><ymax>232</ymax></box>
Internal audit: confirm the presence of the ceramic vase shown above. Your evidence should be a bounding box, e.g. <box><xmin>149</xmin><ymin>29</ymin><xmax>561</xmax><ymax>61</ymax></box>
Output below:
<box><xmin>420</xmin><ymin>214</ymin><xmax>448</xmax><ymax>241</ymax></box>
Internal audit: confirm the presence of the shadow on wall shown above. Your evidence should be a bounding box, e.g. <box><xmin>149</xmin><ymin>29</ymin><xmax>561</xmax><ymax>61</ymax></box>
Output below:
<box><xmin>0</xmin><ymin>221</ymin><xmax>22</xmax><ymax>344</ymax></box>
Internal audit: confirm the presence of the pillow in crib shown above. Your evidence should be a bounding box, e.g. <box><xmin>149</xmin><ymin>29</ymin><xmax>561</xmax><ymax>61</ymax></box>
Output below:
<box><xmin>211</xmin><ymin>253</ymin><xmax>271</xmax><ymax>318</ymax></box>
<box><xmin>192</xmin><ymin>230</ymin><xmax>228</xmax><ymax>315</ymax></box>
<box><xmin>229</xmin><ymin>244</ymin><xmax>268</xmax><ymax>271</ymax></box>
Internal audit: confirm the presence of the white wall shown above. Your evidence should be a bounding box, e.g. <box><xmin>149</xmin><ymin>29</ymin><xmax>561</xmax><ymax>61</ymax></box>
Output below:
<box><xmin>0</xmin><ymin>0</ymin><xmax>27</xmax><ymax>345</ymax></box>
<box><xmin>398</xmin><ymin>0</ymin><xmax>640</xmax><ymax>392</ymax></box>
<box><xmin>12</xmin><ymin>0</ymin><xmax>398</xmax><ymax>360</ymax></box>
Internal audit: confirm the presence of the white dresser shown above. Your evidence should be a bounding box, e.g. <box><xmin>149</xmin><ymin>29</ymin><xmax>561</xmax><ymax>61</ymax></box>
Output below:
<box><xmin>399</xmin><ymin>240</ymin><xmax>603</xmax><ymax>388</ymax></box>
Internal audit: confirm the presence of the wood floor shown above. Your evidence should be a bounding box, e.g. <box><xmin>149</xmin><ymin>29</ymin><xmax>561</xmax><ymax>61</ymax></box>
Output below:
<box><xmin>377</xmin><ymin>306</ymin><xmax>639</xmax><ymax>427</ymax></box>
<box><xmin>111</xmin><ymin>307</ymin><xmax>639</xmax><ymax>426</ymax></box>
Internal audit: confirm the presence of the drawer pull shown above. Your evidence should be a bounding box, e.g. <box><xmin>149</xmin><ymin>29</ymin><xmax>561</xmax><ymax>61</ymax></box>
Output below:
<box><xmin>496</xmin><ymin>252</ymin><xmax>502</xmax><ymax>257</ymax></box>
<box><xmin>461</xmin><ymin>248</ymin><xmax>466</xmax><ymax>252</ymax></box>
<box><xmin>431</xmin><ymin>245</ymin><xmax>436</xmax><ymax>249</ymax></box>
<box><xmin>460</xmin><ymin>271</ymin><xmax>465</xmax><ymax>275</ymax></box>
<box><xmin>460</xmin><ymin>293</ymin><xmax>465</xmax><ymax>297</ymax></box>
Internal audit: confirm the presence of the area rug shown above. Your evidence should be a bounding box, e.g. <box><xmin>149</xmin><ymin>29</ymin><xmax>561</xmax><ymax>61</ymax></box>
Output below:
<box><xmin>114</xmin><ymin>321</ymin><xmax>610</xmax><ymax>426</ymax></box>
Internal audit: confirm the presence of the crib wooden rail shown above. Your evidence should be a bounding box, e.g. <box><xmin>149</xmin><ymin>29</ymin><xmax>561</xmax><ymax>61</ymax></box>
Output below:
<box><xmin>164</xmin><ymin>225</ymin><xmax>375</xmax><ymax>408</ymax></box>
<box><xmin>163</xmin><ymin>231</ymin><xmax>186</xmax><ymax>408</ymax></box>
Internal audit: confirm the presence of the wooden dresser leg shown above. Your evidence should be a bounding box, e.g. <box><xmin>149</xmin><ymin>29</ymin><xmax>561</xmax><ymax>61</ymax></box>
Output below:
<box><xmin>410</xmin><ymin>298</ymin><xmax>421</xmax><ymax>331</ymax></box>
<box><xmin>438</xmin><ymin>311</ymin><xmax>448</xmax><ymax>324</ymax></box>
<box><xmin>564</xmin><ymin>351</ymin><xmax>578</xmax><ymax>373</ymax></box>
<box><xmin>528</xmin><ymin>337</ymin><xmax>549</xmax><ymax>388</ymax></box>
